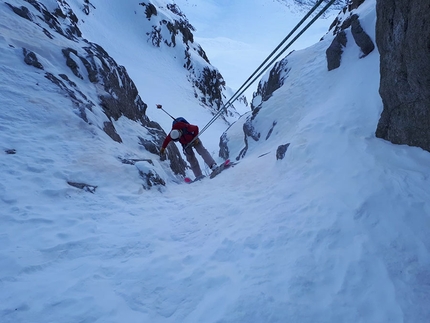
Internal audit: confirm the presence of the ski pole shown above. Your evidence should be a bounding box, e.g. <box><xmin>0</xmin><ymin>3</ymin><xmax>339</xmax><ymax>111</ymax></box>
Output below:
<box><xmin>156</xmin><ymin>104</ymin><xmax>175</xmax><ymax>120</ymax></box>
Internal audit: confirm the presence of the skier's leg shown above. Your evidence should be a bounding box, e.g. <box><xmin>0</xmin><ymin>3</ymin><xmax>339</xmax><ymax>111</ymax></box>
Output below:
<box><xmin>184</xmin><ymin>146</ymin><xmax>203</xmax><ymax>177</ymax></box>
<box><xmin>194</xmin><ymin>140</ymin><xmax>216</xmax><ymax>168</ymax></box>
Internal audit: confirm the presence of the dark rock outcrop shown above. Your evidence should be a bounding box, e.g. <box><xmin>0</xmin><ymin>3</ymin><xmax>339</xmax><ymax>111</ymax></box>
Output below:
<box><xmin>276</xmin><ymin>143</ymin><xmax>290</xmax><ymax>160</ymax></box>
<box><xmin>7</xmin><ymin>0</ymin><xmax>189</xmax><ymax>186</ymax></box>
<box><xmin>190</xmin><ymin>67</ymin><xmax>225</xmax><ymax>110</ymax></box>
<box><xmin>227</xmin><ymin>115</ymin><xmax>261</xmax><ymax>161</ymax></box>
<box><xmin>14</xmin><ymin>3</ymin><xmax>151</xmax><ymax>133</ymax></box>
<box><xmin>7</xmin><ymin>0</ymin><xmax>81</xmax><ymax>41</ymax></box>
<box><xmin>326</xmin><ymin>31</ymin><xmax>347</xmax><ymax>71</ymax></box>
<box><xmin>140</xmin><ymin>2</ymin><xmax>157</xmax><ymax>19</ymax></box>
<box><xmin>251</xmin><ymin>58</ymin><xmax>291</xmax><ymax>111</ymax></box>
<box><xmin>60</xmin><ymin>44</ymin><xmax>150</xmax><ymax>126</ymax></box>
<box><xmin>233</xmin><ymin>55</ymin><xmax>288</xmax><ymax>161</ymax></box>
<box><xmin>375</xmin><ymin>0</ymin><xmax>430</xmax><ymax>151</ymax></box>
<box><xmin>138</xmin><ymin>167</ymin><xmax>166</xmax><ymax>190</ymax></box>
<box><xmin>23</xmin><ymin>48</ymin><xmax>43</xmax><ymax>69</ymax></box>
<box><xmin>5</xmin><ymin>3</ymin><xmax>32</xmax><ymax>21</ymax></box>
<box><xmin>44</xmin><ymin>72</ymin><xmax>93</xmax><ymax>122</ymax></box>
<box><xmin>140</xmin><ymin>1</ymin><xmax>227</xmax><ymax>113</ymax></box>
<box><xmin>121</xmin><ymin>158</ymin><xmax>167</xmax><ymax>190</ymax></box>
<box><xmin>219</xmin><ymin>132</ymin><xmax>230</xmax><ymax>160</ymax></box>
<box><xmin>5</xmin><ymin>149</ymin><xmax>17</xmax><ymax>155</ymax></box>
<box><xmin>350</xmin><ymin>15</ymin><xmax>375</xmax><ymax>58</ymax></box>
<box><xmin>83</xmin><ymin>1</ymin><xmax>96</xmax><ymax>15</ymax></box>
<box><xmin>139</xmin><ymin>127</ymin><xmax>187</xmax><ymax>176</ymax></box>
<box><xmin>266</xmin><ymin>121</ymin><xmax>278</xmax><ymax>140</ymax></box>
<box><xmin>325</xmin><ymin>0</ymin><xmax>374</xmax><ymax>70</ymax></box>
<box><xmin>103</xmin><ymin>121</ymin><xmax>122</xmax><ymax>143</ymax></box>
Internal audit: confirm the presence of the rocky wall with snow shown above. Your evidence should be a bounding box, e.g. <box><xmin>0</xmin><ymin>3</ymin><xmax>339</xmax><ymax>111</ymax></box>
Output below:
<box><xmin>139</xmin><ymin>1</ymin><xmax>227</xmax><ymax>112</ymax></box>
<box><xmin>4</xmin><ymin>0</ymin><xmax>188</xmax><ymax>188</ymax></box>
<box><xmin>375</xmin><ymin>0</ymin><xmax>430</xmax><ymax>152</ymax></box>
<box><xmin>325</xmin><ymin>0</ymin><xmax>374</xmax><ymax>71</ymax></box>
<box><xmin>219</xmin><ymin>0</ymin><xmax>377</xmax><ymax>162</ymax></box>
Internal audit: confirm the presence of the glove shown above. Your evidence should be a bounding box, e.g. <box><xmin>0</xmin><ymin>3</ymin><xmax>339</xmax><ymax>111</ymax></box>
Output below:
<box><xmin>160</xmin><ymin>147</ymin><xmax>166</xmax><ymax>156</ymax></box>
<box><xmin>193</xmin><ymin>138</ymin><xmax>200</xmax><ymax>146</ymax></box>
<box><xmin>156</xmin><ymin>104</ymin><xmax>162</xmax><ymax>109</ymax></box>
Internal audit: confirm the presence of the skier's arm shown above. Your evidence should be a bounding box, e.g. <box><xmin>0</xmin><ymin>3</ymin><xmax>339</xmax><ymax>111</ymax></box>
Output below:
<box><xmin>161</xmin><ymin>135</ymin><xmax>172</xmax><ymax>149</ymax></box>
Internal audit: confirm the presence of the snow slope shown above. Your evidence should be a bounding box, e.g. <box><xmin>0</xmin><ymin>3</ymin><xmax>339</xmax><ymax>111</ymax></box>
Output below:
<box><xmin>1</xmin><ymin>0</ymin><xmax>430</xmax><ymax>323</ymax></box>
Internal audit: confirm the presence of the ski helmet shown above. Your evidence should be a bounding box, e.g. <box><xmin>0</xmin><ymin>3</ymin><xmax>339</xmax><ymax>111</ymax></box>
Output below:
<box><xmin>170</xmin><ymin>129</ymin><xmax>182</xmax><ymax>140</ymax></box>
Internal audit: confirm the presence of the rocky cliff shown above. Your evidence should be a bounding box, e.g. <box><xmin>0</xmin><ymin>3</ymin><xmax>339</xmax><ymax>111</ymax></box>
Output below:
<box><xmin>325</xmin><ymin>0</ymin><xmax>375</xmax><ymax>71</ymax></box>
<box><xmin>138</xmin><ymin>1</ymin><xmax>228</xmax><ymax>112</ymax></box>
<box><xmin>375</xmin><ymin>0</ymin><xmax>430</xmax><ymax>152</ymax></box>
<box><xmin>3</xmin><ymin>0</ymin><xmax>231</xmax><ymax>189</ymax></box>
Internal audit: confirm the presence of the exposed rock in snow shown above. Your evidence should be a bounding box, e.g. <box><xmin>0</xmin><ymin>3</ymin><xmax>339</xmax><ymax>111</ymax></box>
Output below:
<box><xmin>23</xmin><ymin>48</ymin><xmax>44</xmax><ymax>69</ymax></box>
<box><xmin>251</xmin><ymin>59</ymin><xmax>291</xmax><ymax>111</ymax></box>
<box><xmin>325</xmin><ymin>0</ymin><xmax>374</xmax><ymax>70</ymax></box>
<box><xmin>5</xmin><ymin>0</ymin><xmax>189</xmax><ymax>185</ymax></box>
<box><xmin>326</xmin><ymin>30</ymin><xmax>347</xmax><ymax>71</ymax></box>
<box><xmin>350</xmin><ymin>14</ymin><xmax>375</xmax><ymax>57</ymax></box>
<box><xmin>139</xmin><ymin>1</ymin><xmax>227</xmax><ymax>113</ymax></box>
<box><xmin>276</xmin><ymin>143</ymin><xmax>290</xmax><ymax>160</ymax></box>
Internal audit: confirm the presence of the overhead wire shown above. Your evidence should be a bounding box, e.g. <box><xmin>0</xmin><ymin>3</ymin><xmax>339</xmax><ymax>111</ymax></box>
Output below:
<box><xmin>219</xmin><ymin>0</ymin><xmax>326</xmax><ymax>112</ymax></box>
<box><xmin>186</xmin><ymin>0</ymin><xmax>337</xmax><ymax>149</ymax></box>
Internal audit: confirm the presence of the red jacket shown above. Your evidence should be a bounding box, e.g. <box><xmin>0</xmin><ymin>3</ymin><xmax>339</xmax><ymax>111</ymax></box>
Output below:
<box><xmin>162</xmin><ymin>121</ymin><xmax>199</xmax><ymax>148</ymax></box>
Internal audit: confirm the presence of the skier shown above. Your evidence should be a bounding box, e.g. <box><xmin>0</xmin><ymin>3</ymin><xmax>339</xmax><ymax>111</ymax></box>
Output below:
<box><xmin>158</xmin><ymin>106</ymin><xmax>217</xmax><ymax>180</ymax></box>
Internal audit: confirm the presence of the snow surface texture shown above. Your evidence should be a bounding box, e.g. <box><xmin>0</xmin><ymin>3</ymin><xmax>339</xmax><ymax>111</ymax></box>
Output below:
<box><xmin>1</xmin><ymin>1</ymin><xmax>430</xmax><ymax>323</ymax></box>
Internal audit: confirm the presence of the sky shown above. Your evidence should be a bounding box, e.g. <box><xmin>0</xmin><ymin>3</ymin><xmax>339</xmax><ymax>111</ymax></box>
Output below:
<box><xmin>1</xmin><ymin>0</ymin><xmax>430</xmax><ymax>323</ymax></box>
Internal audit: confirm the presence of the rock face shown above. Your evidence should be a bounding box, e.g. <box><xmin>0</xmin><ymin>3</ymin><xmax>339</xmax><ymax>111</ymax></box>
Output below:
<box><xmin>218</xmin><ymin>52</ymin><xmax>291</xmax><ymax>161</ymax></box>
<box><xmin>139</xmin><ymin>1</ymin><xmax>227</xmax><ymax>113</ymax></box>
<box><xmin>325</xmin><ymin>0</ymin><xmax>374</xmax><ymax>71</ymax></box>
<box><xmin>326</xmin><ymin>31</ymin><xmax>347</xmax><ymax>71</ymax></box>
<box><xmin>7</xmin><ymin>1</ymin><xmax>151</xmax><ymax>132</ymax></box>
<box><xmin>375</xmin><ymin>0</ymin><xmax>430</xmax><ymax>152</ymax></box>
<box><xmin>6</xmin><ymin>0</ymin><xmax>189</xmax><ymax>187</ymax></box>
<box><xmin>220</xmin><ymin>0</ymin><xmax>374</xmax><ymax>162</ymax></box>
<box><xmin>350</xmin><ymin>14</ymin><xmax>375</xmax><ymax>58</ymax></box>
<box><xmin>276</xmin><ymin>143</ymin><xmax>290</xmax><ymax>160</ymax></box>
<box><xmin>251</xmin><ymin>59</ymin><xmax>291</xmax><ymax>111</ymax></box>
